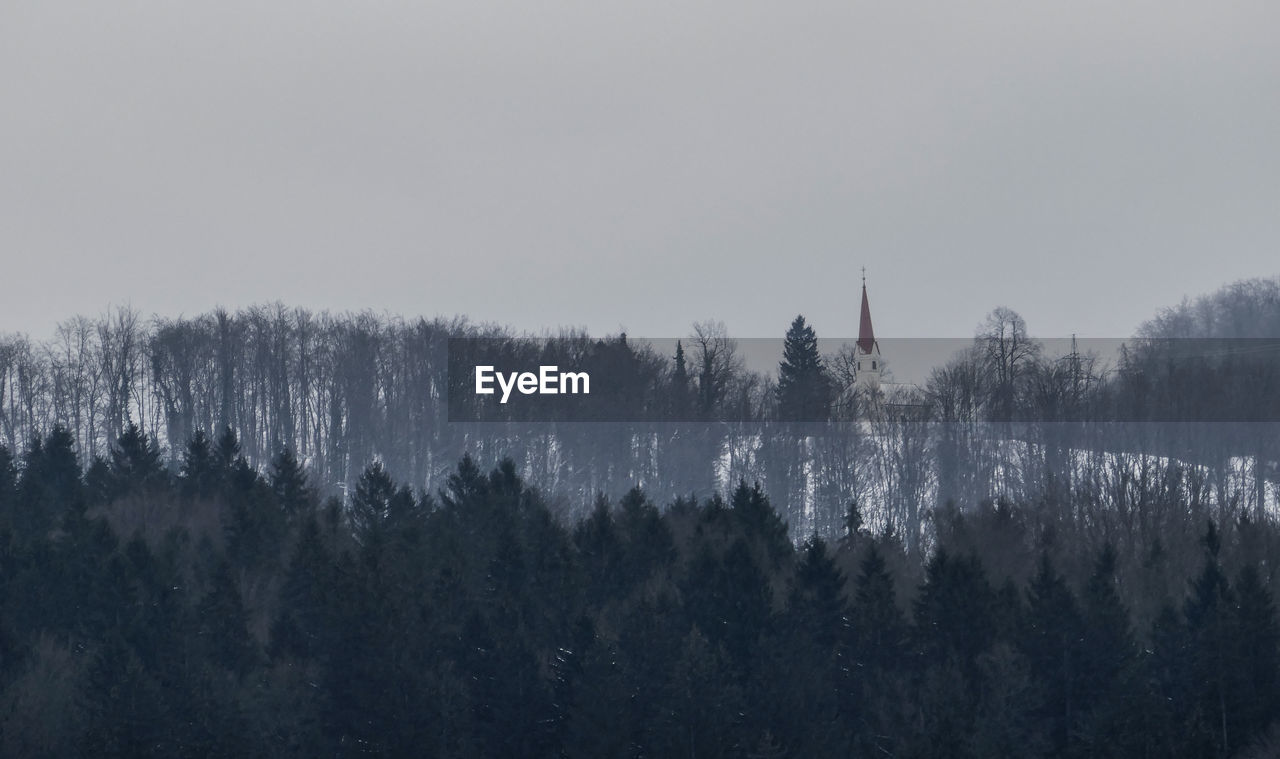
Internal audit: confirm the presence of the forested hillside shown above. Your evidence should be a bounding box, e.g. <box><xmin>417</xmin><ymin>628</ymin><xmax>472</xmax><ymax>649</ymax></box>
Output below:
<box><xmin>1</xmin><ymin>427</ymin><xmax>1278</xmax><ymax>757</ymax></box>
<box><xmin>0</xmin><ymin>277</ymin><xmax>1278</xmax><ymax>755</ymax></box>
<box><xmin>2</xmin><ymin>277</ymin><xmax>1278</xmax><ymax>542</ymax></box>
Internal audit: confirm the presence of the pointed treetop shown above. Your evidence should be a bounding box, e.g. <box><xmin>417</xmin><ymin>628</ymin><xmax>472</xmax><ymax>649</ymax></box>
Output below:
<box><xmin>857</xmin><ymin>277</ymin><xmax>877</xmax><ymax>354</ymax></box>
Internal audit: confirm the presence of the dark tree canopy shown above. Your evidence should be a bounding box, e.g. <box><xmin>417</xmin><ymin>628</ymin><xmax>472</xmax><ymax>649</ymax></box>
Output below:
<box><xmin>0</xmin><ymin>433</ymin><xmax>1276</xmax><ymax>757</ymax></box>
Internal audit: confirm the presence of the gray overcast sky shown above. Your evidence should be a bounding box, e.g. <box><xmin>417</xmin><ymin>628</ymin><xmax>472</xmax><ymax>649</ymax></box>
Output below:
<box><xmin>2</xmin><ymin>1</ymin><xmax>1277</xmax><ymax>341</ymax></box>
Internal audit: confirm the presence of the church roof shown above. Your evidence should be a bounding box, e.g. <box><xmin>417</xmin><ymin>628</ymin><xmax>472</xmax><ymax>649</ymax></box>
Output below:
<box><xmin>857</xmin><ymin>282</ymin><xmax>877</xmax><ymax>354</ymax></box>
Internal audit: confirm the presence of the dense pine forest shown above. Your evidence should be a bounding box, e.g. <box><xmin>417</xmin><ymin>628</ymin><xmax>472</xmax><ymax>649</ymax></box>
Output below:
<box><xmin>0</xmin><ymin>425</ymin><xmax>1278</xmax><ymax>756</ymax></box>
<box><xmin>0</xmin><ymin>276</ymin><xmax>1278</xmax><ymax>755</ymax></box>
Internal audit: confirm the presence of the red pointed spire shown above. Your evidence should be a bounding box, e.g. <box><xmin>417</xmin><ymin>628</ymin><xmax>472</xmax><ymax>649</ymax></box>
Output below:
<box><xmin>857</xmin><ymin>282</ymin><xmax>877</xmax><ymax>354</ymax></box>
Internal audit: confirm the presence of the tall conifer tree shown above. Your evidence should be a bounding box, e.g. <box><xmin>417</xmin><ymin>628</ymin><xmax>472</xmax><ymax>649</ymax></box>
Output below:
<box><xmin>776</xmin><ymin>315</ymin><xmax>832</xmax><ymax>421</ymax></box>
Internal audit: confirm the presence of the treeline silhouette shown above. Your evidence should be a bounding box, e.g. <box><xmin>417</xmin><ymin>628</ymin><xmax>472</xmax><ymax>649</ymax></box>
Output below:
<box><xmin>0</xmin><ymin>425</ymin><xmax>1278</xmax><ymax>756</ymax></box>
<box><xmin>2</xmin><ymin>276</ymin><xmax>1280</xmax><ymax>542</ymax></box>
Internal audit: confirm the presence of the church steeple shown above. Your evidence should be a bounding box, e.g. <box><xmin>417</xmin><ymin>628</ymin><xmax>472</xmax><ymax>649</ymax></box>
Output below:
<box><xmin>857</xmin><ymin>273</ymin><xmax>877</xmax><ymax>355</ymax></box>
<box><xmin>855</xmin><ymin>270</ymin><xmax>882</xmax><ymax>392</ymax></box>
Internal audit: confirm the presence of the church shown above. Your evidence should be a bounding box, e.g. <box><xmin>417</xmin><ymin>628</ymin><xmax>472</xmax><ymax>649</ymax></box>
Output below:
<box><xmin>828</xmin><ymin>273</ymin><xmax>886</xmax><ymax>420</ymax></box>
<box><xmin>849</xmin><ymin>276</ymin><xmax>930</xmax><ymax>419</ymax></box>
<box><xmin>853</xmin><ymin>274</ymin><xmax>882</xmax><ymax>393</ymax></box>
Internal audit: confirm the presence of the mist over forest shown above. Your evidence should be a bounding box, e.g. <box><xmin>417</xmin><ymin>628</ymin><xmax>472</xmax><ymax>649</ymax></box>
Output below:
<box><xmin>3</xmin><ymin>276</ymin><xmax>1279</xmax><ymax>536</ymax></box>
<box><xmin>1</xmin><ymin>275</ymin><xmax>1279</xmax><ymax>756</ymax></box>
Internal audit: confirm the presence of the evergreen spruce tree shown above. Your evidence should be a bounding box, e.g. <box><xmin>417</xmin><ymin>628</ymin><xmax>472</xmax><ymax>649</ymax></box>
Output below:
<box><xmin>909</xmin><ymin>550</ymin><xmax>999</xmax><ymax>758</ymax></box>
<box><xmin>213</xmin><ymin>425</ymin><xmax>240</xmax><ymax>470</ymax></box>
<box><xmin>84</xmin><ymin>455</ymin><xmax>114</xmax><ymax>507</ymax></box>
<box><xmin>842</xmin><ymin>498</ymin><xmax>864</xmax><ymax>541</ymax></box>
<box><xmin>776</xmin><ymin>315</ymin><xmax>832</xmax><ymax>421</ymax></box>
<box><xmin>1148</xmin><ymin>601</ymin><xmax>1193</xmax><ymax>757</ymax></box>
<box><xmin>178</xmin><ymin>429</ymin><xmax>218</xmax><ymax>499</ymax></box>
<box><xmin>270</xmin><ymin>515</ymin><xmax>336</xmax><ymax>661</ymax></box>
<box><xmin>349</xmin><ymin>461</ymin><xmax>398</xmax><ymax>546</ymax></box>
<box><xmin>550</xmin><ymin>615</ymin><xmax>597</xmax><ymax>748</ymax></box>
<box><xmin>1076</xmin><ymin>543</ymin><xmax>1143</xmax><ymax>756</ymax></box>
<box><xmin>851</xmin><ymin>541</ymin><xmax>909</xmax><ymax>757</ymax></box>
<box><xmin>616</xmin><ymin>486</ymin><xmax>675</xmax><ymax>582</ymax></box>
<box><xmin>970</xmin><ymin>641</ymin><xmax>1044</xmax><ymax>759</ymax></box>
<box><xmin>108</xmin><ymin>423</ymin><xmax>166</xmax><ymax>497</ymax></box>
<box><xmin>772</xmin><ymin>537</ymin><xmax>850</xmax><ymax>753</ymax></box>
<box><xmin>17</xmin><ymin>426</ymin><xmax>83</xmax><ymax>538</ymax></box>
<box><xmin>209</xmin><ymin>426</ymin><xmax>260</xmax><ymax>509</ymax></box>
<box><xmin>788</xmin><ymin>537</ymin><xmax>847</xmax><ymax>651</ymax></box>
<box><xmin>221</xmin><ymin>451</ymin><xmax>281</xmax><ymax>571</ymax></box>
<box><xmin>853</xmin><ymin>541</ymin><xmax>907</xmax><ymax>667</ymax></box>
<box><xmin>269</xmin><ymin>446</ymin><xmax>312</xmax><ymax>518</ymax></box>
<box><xmin>681</xmin><ymin>537</ymin><xmax>772</xmax><ymax>674</ymax></box>
<box><xmin>1184</xmin><ymin>521</ymin><xmax>1236</xmax><ymax>757</ymax></box>
<box><xmin>441</xmin><ymin>454</ymin><xmax>488</xmax><ymax>511</ymax></box>
<box><xmin>730</xmin><ymin>480</ymin><xmax>791</xmax><ymax>569</ymax></box>
<box><xmin>1021</xmin><ymin>552</ymin><xmax>1084</xmax><ymax>755</ymax></box>
<box><xmin>120</xmin><ymin>535</ymin><xmax>189</xmax><ymax>677</ymax></box>
<box><xmin>0</xmin><ymin>444</ymin><xmax>15</xmax><ymax>534</ymax></box>
<box><xmin>914</xmin><ymin>549</ymin><xmax>996</xmax><ymax>670</ymax></box>
<box><xmin>1232</xmin><ymin>563</ymin><xmax>1280</xmax><ymax>747</ymax></box>
<box><xmin>80</xmin><ymin>634</ymin><xmax>170</xmax><ymax>757</ymax></box>
<box><xmin>574</xmin><ymin>494</ymin><xmax>622</xmax><ymax>610</ymax></box>
<box><xmin>197</xmin><ymin>558</ymin><xmax>258</xmax><ymax>676</ymax></box>
<box><xmin>671</xmin><ymin>339</ymin><xmax>693</xmax><ymax>418</ymax></box>
<box><xmin>654</xmin><ymin>627</ymin><xmax>747</xmax><ymax>759</ymax></box>
<box><xmin>617</xmin><ymin>585</ymin><xmax>688</xmax><ymax>755</ymax></box>
<box><xmin>54</xmin><ymin>505</ymin><xmax>124</xmax><ymax>638</ymax></box>
<box><xmin>516</xmin><ymin>490</ymin><xmax>576</xmax><ymax>649</ymax></box>
<box><xmin>563</xmin><ymin>641</ymin><xmax>637</xmax><ymax>759</ymax></box>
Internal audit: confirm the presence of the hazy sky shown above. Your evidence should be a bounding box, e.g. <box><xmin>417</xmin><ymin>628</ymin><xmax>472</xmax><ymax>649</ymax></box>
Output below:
<box><xmin>2</xmin><ymin>1</ymin><xmax>1277</xmax><ymax>341</ymax></box>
